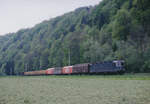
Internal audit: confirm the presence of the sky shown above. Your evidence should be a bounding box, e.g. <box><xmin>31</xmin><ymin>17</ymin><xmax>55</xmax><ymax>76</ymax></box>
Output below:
<box><xmin>0</xmin><ymin>0</ymin><xmax>101</xmax><ymax>35</ymax></box>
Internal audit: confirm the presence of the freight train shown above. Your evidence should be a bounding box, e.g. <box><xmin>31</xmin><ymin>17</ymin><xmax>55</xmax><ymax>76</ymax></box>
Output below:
<box><xmin>23</xmin><ymin>60</ymin><xmax>125</xmax><ymax>76</ymax></box>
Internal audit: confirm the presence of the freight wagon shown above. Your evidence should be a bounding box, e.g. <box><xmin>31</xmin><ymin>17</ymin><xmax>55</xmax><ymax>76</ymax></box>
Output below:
<box><xmin>23</xmin><ymin>60</ymin><xmax>125</xmax><ymax>75</ymax></box>
<box><xmin>72</xmin><ymin>63</ymin><xmax>89</xmax><ymax>74</ymax></box>
<box><xmin>24</xmin><ymin>70</ymin><xmax>46</xmax><ymax>76</ymax></box>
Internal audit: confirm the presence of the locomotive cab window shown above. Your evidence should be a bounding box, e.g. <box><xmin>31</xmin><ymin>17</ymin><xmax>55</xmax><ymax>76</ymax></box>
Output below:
<box><xmin>121</xmin><ymin>62</ymin><xmax>124</xmax><ymax>66</ymax></box>
<box><xmin>113</xmin><ymin>63</ymin><xmax>116</xmax><ymax>66</ymax></box>
<box><xmin>113</xmin><ymin>60</ymin><xmax>123</xmax><ymax>67</ymax></box>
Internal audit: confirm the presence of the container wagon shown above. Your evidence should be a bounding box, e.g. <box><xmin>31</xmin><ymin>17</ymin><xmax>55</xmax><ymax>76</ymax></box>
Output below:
<box><xmin>62</xmin><ymin>66</ymin><xmax>73</xmax><ymax>74</ymax></box>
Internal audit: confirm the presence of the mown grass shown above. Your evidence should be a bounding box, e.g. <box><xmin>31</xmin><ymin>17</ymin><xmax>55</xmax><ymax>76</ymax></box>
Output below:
<box><xmin>1</xmin><ymin>73</ymin><xmax>150</xmax><ymax>80</ymax></box>
<box><xmin>49</xmin><ymin>73</ymin><xmax>150</xmax><ymax>80</ymax></box>
<box><xmin>0</xmin><ymin>73</ymin><xmax>150</xmax><ymax>104</ymax></box>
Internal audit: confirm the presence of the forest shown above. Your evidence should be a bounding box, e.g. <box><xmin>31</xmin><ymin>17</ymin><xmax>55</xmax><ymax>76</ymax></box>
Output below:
<box><xmin>0</xmin><ymin>0</ymin><xmax>150</xmax><ymax>75</ymax></box>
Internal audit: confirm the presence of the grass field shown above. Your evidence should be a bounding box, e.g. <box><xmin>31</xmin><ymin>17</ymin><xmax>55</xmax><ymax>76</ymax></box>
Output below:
<box><xmin>0</xmin><ymin>74</ymin><xmax>150</xmax><ymax>104</ymax></box>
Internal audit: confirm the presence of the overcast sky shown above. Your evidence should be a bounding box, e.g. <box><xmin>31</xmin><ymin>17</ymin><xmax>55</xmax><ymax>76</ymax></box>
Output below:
<box><xmin>0</xmin><ymin>0</ymin><xmax>101</xmax><ymax>35</ymax></box>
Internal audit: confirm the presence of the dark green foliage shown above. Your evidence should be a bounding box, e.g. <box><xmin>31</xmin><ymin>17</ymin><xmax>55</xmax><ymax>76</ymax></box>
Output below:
<box><xmin>112</xmin><ymin>9</ymin><xmax>131</xmax><ymax>40</ymax></box>
<box><xmin>0</xmin><ymin>0</ymin><xmax>150</xmax><ymax>75</ymax></box>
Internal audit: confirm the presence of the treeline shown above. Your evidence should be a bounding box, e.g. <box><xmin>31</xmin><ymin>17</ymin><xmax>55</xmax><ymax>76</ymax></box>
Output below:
<box><xmin>0</xmin><ymin>0</ymin><xmax>150</xmax><ymax>75</ymax></box>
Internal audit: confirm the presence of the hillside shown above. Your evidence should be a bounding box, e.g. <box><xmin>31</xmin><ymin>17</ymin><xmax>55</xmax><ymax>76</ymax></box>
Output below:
<box><xmin>0</xmin><ymin>0</ymin><xmax>150</xmax><ymax>75</ymax></box>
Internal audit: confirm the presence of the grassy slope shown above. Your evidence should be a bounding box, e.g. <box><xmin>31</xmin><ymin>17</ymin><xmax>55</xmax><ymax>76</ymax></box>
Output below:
<box><xmin>0</xmin><ymin>74</ymin><xmax>150</xmax><ymax>104</ymax></box>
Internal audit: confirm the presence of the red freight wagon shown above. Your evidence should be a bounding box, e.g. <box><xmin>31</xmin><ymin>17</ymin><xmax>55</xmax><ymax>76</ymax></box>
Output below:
<box><xmin>62</xmin><ymin>66</ymin><xmax>73</xmax><ymax>74</ymax></box>
<box><xmin>46</xmin><ymin>68</ymin><xmax>54</xmax><ymax>75</ymax></box>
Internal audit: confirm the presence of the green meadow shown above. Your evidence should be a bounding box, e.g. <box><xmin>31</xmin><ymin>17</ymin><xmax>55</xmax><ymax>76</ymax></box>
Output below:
<box><xmin>0</xmin><ymin>74</ymin><xmax>150</xmax><ymax>104</ymax></box>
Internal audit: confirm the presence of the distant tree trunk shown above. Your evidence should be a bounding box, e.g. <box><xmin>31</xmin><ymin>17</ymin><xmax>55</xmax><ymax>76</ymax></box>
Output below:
<box><xmin>68</xmin><ymin>48</ymin><xmax>71</xmax><ymax>66</ymax></box>
<box><xmin>128</xmin><ymin>0</ymin><xmax>132</xmax><ymax>9</ymax></box>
